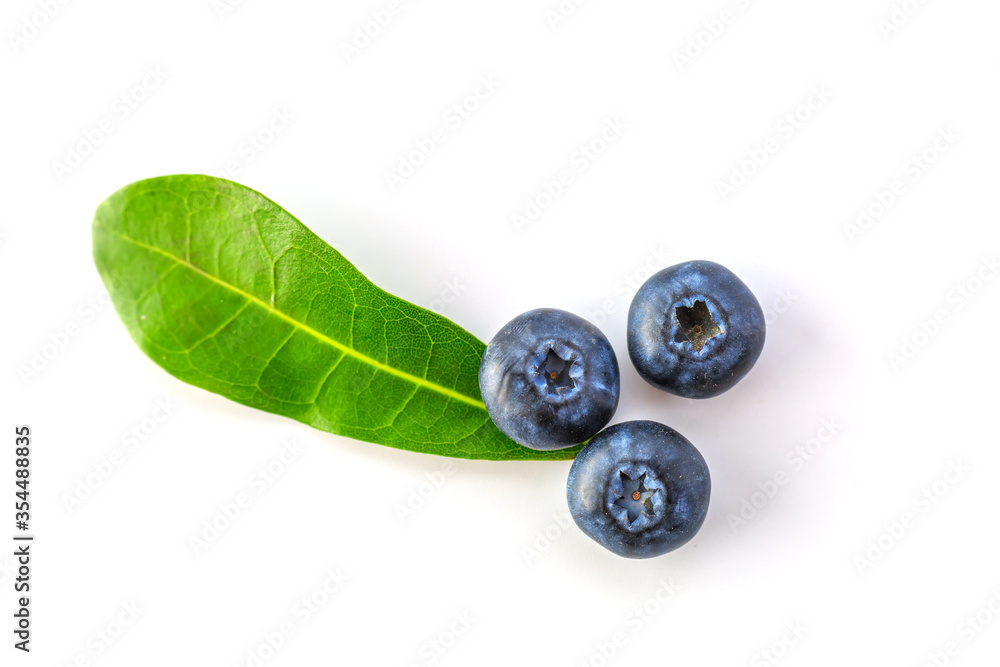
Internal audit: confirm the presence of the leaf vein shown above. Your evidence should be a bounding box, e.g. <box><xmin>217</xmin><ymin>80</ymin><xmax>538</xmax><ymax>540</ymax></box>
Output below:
<box><xmin>96</xmin><ymin>223</ymin><xmax>485</xmax><ymax>410</ymax></box>
<box><xmin>181</xmin><ymin>301</ymin><xmax>251</xmax><ymax>353</ymax></box>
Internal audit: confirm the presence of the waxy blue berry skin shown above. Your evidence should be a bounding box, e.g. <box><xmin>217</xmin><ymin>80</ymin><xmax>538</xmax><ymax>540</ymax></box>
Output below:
<box><xmin>479</xmin><ymin>308</ymin><xmax>620</xmax><ymax>450</ymax></box>
<box><xmin>567</xmin><ymin>421</ymin><xmax>710</xmax><ymax>558</ymax></box>
<box><xmin>627</xmin><ymin>260</ymin><xmax>765</xmax><ymax>399</ymax></box>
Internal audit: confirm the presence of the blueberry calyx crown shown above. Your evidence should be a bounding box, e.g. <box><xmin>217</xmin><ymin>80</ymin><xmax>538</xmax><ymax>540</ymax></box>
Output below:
<box><xmin>529</xmin><ymin>343</ymin><xmax>583</xmax><ymax>400</ymax></box>
<box><xmin>612</xmin><ymin>470</ymin><xmax>658</xmax><ymax>525</ymax></box>
<box><xmin>539</xmin><ymin>349</ymin><xmax>574</xmax><ymax>392</ymax></box>
<box><xmin>669</xmin><ymin>296</ymin><xmax>725</xmax><ymax>355</ymax></box>
<box><xmin>607</xmin><ymin>464</ymin><xmax>667</xmax><ymax>532</ymax></box>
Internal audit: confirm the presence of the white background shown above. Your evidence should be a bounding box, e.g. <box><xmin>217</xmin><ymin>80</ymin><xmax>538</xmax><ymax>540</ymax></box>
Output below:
<box><xmin>3</xmin><ymin>0</ymin><xmax>1000</xmax><ymax>665</ymax></box>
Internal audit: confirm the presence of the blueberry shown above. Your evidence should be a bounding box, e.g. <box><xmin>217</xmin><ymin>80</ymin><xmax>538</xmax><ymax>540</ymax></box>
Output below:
<box><xmin>566</xmin><ymin>420</ymin><xmax>710</xmax><ymax>558</ymax></box>
<box><xmin>627</xmin><ymin>260</ymin><xmax>765</xmax><ymax>399</ymax></box>
<box><xmin>479</xmin><ymin>308</ymin><xmax>620</xmax><ymax>450</ymax></box>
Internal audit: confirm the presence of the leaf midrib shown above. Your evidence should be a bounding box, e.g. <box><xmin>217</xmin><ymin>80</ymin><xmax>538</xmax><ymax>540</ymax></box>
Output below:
<box><xmin>98</xmin><ymin>223</ymin><xmax>487</xmax><ymax>410</ymax></box>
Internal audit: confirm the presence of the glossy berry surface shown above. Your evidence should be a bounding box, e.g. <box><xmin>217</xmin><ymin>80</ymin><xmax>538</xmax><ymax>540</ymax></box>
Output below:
<box><xmin>627</xmin><ymin>260</ymin><xmax>765</xmax><ymax>399</ymax></box>
<box><xmin>479</xmin><ymin>308</ymin><xmax>620</xmax><ymax>450</ymax></box>
<box><xmin>566</xmin><ymin>420</ymin><xmax>710</xmax><ymax>558</ymax></box>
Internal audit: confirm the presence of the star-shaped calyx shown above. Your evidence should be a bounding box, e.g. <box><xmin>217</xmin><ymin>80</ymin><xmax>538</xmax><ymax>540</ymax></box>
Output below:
<box><xmin>535</xmin><ymin>348</ymin><xmax>575</xmax><ymax>394</ymax></box>
<box><xmin>673</xmin><ymin>299</ymin><xmax>723</xmax><ymax>352</ymax></box>
<box><xmin>612</xmin><ymin>470</ymin><xmax>658</xmax><ymax>525</ymax></box>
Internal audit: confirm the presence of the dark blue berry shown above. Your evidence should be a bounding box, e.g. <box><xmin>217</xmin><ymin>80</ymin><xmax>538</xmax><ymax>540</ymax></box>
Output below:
<box><xmin>567</xmin><ymin>420</ymin><xmax>710</xmax><ymax>558</ymax></box>
<box><xmin>627</xmin><ymin>260</ymin><xmax>765</xmax><ymax>399</ymax></box>
<box><xmin>479</xmin><ymin>308</ymin><xmax>620</xmax><ymax>450</ymax></box>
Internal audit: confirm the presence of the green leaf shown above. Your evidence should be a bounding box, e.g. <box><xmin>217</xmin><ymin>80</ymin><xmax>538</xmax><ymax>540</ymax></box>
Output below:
<box><xmin>93</xmin><ymin>175</ymin><xmax>580</xmax><ymax>461</ymax></box>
